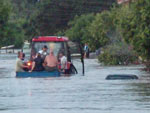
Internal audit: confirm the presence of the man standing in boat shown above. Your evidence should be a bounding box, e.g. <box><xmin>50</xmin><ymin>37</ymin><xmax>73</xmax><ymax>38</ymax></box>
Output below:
<box><xmin>39</xmin><ymin>45</ymin><xmax>48</xmax><ymax>59</ymax></box>
<box><xmin>58</xmin><ymin>52</ymin><xmax>68</xmax><ymax>73</ymax></box>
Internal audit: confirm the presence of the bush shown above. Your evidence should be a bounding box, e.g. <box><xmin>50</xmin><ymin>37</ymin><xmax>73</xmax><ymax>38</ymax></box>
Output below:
<box><xmin>98</xmin><ymin>43</ymin><xmax>137</xmax><ymax>65</ymax></box>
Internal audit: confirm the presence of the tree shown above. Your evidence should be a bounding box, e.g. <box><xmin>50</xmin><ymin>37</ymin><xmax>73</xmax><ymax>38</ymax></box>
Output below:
<box><xmin>0</xmin><ymin>0</ymin><xmax>24</xmax><ymax>48</ymax></box>
<box><xmin>0</xmin><ymin>0</ymin><xmax>11</xmax><ymax>47</ymax></box>
<box><xmin>88</xmin><ymin>5</ymin><xmax>138</xmax><ymax>65</ymax></box>
<box><xmin>65</xmin><ymin>14</ymin><xmax>95</xmax><ymax>45</ymax></box>
<box><xmin>118</xmin><ymin>0</ymin><xmax>150</xmax><ymax>61</ymax></box>
<box><xmin>31</xmin><ymin>0</ymin><xmax>116</xmax><ymax>36</ymax></box>
<box><xmin>88</xmin><ymin>11</ymin><xmax>114</xmax><ymax>50</ymax></box>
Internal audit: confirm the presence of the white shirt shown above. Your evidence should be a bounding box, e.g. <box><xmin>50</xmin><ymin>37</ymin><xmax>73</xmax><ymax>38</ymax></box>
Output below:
<box><xmin>60</xmin><ymin>56</ymin><xmax>67</xmax><ymax>69</ymax></box>
<box><xmin>39</xmin><ymin>50</ymin><xmax>47</xmax><ymax>56</ymax></box>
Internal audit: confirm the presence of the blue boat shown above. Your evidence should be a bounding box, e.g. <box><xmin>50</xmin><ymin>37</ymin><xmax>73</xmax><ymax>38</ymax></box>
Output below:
<box><xmin>16</xmin><ymin>71</ymin><xmax>61</xmax><ymax>78</ymax></box>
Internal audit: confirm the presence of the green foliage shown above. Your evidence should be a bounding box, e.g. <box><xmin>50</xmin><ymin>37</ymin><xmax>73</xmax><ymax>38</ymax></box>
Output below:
<box><xmin>65</xmin><ymin>14</ymin><xmax>95</xmax><ymax>44</ymax></box>
<box><xmin>97</xmin><ymin>0</ymin><xmax>150</xmax><ymax>66</ymax></box>
<box><xmin>0</xmin><ymin>0</ymin><xmax>116</xmax><ymax>48</ymax></box>
<box><xmin>0</xmin><ymin>0</ymin><xmax>10</xmax><ymax>24</ymax></box>
<box><xmin>0</xmin><ymin>0</ymin><xmax>24</xmax><ymax>48</ymax></box>
<box><xmin>0</xmin><ymin>22</ymin><xmax>24</xmax><ymax>48</ymax></box>
<box><xmin>88</xmin><ymin>11</ymin><xmax>113</xmax><ymax>50</ymax></box>
<box><xmin>98</xmin><ymin>43</ymin><xmax>137</xmax><ymax>65</ymax></box>
<box><xmin>90</xmin><ymin>5</ymin><xmax>138</xmax><ymax>65</ymax></box>
<box><xmin>10</xmin><ymin>0</ymin><xmax>38</xmax><ymax>20</ymax></box>
<box><xmin>10</xmin><ymin>0</ymin><xmax>39</xmax><ymax>41</ymax></box>
<box><xmin>0</xmin><ymin>0</ymin><xmax>11</xmax><ymax>47</ymax></box>
<box><xmin>55</xmin><ymin>30</ymin><xmax>65</xmax><ymax>36</ymax></box>
<box><xmin>9</xmin><ymin>23</ymin><xmax>24</xmax><ymax>48</ymax></box>
<box><xmin>117</xmin><ymin>0</ymin><xmax>150</xmax><ymax>61</ymax></box>
<box><xmin>31</xmin><ymin>0</ymin><xmax>116</xmax><ymax>36</ymax></box>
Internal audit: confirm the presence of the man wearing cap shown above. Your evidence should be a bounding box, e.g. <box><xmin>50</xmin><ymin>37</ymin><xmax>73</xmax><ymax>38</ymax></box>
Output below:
<box><xmin>39</xmin><ymin>45</ymin><xmax>48</xmax><ymax>59</ymax></box>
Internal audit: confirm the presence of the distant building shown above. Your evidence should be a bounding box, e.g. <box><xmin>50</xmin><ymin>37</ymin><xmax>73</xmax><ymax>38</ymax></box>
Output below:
<box><xmin>117</xmin><ymin>0</ymin><xmax>135</xmax><ymax>4</ymax></box>
<box><xmin>85</xmin><ymin>0</ymin><xmax>117</xmax><ymax>12</ymax></box>
<box><xmin>117</xmin><ymin>0</ymin><xmax>128</xmax><ymax>4</ymax></box>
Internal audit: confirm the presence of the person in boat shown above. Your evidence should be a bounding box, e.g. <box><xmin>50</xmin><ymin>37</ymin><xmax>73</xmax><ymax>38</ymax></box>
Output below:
<box><xmin>22</xmin><ymin>53</ymin><xmax>25</xmax><ymax>62</ymax></box>
<box><xmin>22</xmin><ymin>53</ymin><xmax>28</xmax><ymax>63</ymax></box>
<box><xmin>39</xmin><ymin>45</ymin><xmax>48</xmax><ymax>59</ymax></box>
<box><xmin>43</xmin><ymin>49</ymin><xmax>58</xmax><ymax>71</ymax></box>
<box><xmin>29</xmin><ymin>53</ymin><xmax>44</xmax><ymax>72</ymax></box>
<box><xmin>58</xmin><ymin>52</ymin><xmax>69</xmax><ymax>74</ymax></box>
<box><xmin>22</xmin><ymin>53</ymin><xmax>29</xmax><ymax>71</ymax></box>
<box><xmin>16</xmin><ymin>52</ymin><xmax>29</xmax><ymax>72</ymax></box>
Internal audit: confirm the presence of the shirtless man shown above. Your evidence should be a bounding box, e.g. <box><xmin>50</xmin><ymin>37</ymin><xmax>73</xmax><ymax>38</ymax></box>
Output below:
<box><xmin>43</xmin><ymin>49</ymin><xmax>58</xmax><ymax>71</ymax></box>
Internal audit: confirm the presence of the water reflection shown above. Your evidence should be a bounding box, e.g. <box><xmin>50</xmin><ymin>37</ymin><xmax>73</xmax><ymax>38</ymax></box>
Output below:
<box><xmin>0</xmin><ymin>55</ymin><xmax>150</xmax><ymax>113</ymax></box>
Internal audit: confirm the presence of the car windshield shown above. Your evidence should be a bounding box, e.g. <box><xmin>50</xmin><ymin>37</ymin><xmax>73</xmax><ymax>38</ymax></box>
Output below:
<box><xmin>32</xmin><ymin>42</ymin><xmax>67</xmax><ymax>57</ymax></box>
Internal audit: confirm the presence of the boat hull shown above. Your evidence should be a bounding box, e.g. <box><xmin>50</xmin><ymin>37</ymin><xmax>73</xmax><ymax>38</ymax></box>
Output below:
<box><xmin>16</xmin><ymin>71</ymin><xmax>61</xmax><ymax>78</ymax></box>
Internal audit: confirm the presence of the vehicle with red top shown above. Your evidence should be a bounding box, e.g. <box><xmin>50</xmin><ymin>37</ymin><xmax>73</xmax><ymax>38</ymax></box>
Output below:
<box><xmin>31</xmin><ymin>36</ymin><xmax>71</xmax><ymax>61</ymax></box>
<box><xmin>16</xmin><ymin>36</ymin><xmax>79</xmax><ymax>77</ymax></box>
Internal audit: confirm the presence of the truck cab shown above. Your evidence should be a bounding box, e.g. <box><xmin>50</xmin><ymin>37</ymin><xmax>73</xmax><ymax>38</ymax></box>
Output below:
<box><xmin>31</xmin><ymin>36</ymin><xmax>71</xmax><ymax>62</ymax></box>
<box><xmin>22</xmin><ymin>36</ymin><xmax>78</xmax><ymax>74</ymax></box>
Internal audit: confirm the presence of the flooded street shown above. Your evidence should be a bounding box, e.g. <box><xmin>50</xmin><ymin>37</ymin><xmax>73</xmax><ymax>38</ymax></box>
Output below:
<box><xmin>0</xmin><ymin>54</ymin><xmax>150</xmax><ymax>113</ymax></box>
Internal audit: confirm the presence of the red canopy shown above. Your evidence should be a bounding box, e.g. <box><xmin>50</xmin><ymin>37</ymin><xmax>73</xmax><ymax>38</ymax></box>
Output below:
<box><xmin>32</xmin><ymin>36</ymin><xmax>69</xmax><ymax>42</ymax></box>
